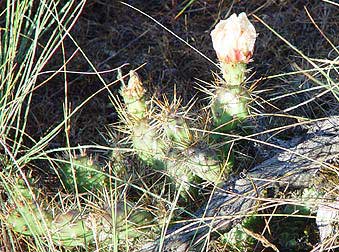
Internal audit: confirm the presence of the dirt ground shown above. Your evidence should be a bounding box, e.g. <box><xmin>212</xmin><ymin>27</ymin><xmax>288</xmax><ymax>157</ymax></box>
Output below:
<box><xmin>28</xmin><ymin>0</ymin><xmax>339</xmax><ymax>148</ymax></box>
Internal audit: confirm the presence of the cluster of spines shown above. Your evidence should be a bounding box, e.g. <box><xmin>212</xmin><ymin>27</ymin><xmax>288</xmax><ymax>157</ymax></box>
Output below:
<box><xmin>119</xmin><ymin>70</ymin><xmax>240</xmax><ymax>197</ymax></box>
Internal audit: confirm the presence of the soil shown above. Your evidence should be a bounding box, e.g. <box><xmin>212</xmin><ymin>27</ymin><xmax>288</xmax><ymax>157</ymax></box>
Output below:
<box><xmin>27</xmin><ymin>0</ymin><xmax>339</xmax><ymax>148</ymax></box>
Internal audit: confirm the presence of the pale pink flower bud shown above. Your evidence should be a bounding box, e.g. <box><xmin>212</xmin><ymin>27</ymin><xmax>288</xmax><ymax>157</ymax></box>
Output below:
<box><xmin>211</xmin><ymin>13</ymin><xmax>256</xmax><ymax>64</ymax></box>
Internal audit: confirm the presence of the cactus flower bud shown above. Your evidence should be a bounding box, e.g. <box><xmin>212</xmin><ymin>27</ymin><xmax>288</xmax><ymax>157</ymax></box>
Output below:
<box><xmin>121</xmin><ymin>70</ymin><xmax>147</xmax><ymax>119</ymax></box>
<box><xmin>211</xmin><ymin>13</ymin><xmax>256</xmax><ymax>64</ymax></box>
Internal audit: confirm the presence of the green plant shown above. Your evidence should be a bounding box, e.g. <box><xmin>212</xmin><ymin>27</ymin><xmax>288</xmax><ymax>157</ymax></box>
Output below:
<box><xmin>0</xmin><ymin>1</ymin><xmax>90</xmax><ymax>250</ymax></box>
<box><xmin>5</xmin><ymin>174</ymin><xmax>154</xmax><ymax>248</ymax></box>
<box><xmin>0</xmin><ymin>1</ymin><xmax>155</xmax><ymax>250</ymax></box>
<box><xmin>116</xmin><ymin>14</ymin><xmax>256</xmax><ymax>199</ymax></box>
<box><xmin>58</xmin><ymin>151</ymin><xmax>107</xmax><ymax>193</ymax></box>
<box><xmin>221</xmin><ymin>215</ymin><xmax>259</xmax><ymax>251</ymax></box>
<box><xmin>118</xmin><ymin>71</ymin><xmax>227</xmax><ymax>197</ymax></box>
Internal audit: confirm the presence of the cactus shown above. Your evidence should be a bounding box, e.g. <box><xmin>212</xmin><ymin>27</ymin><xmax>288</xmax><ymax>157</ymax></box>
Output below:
<box><xmin>165</xmin><ymin>147</ymin><xmax>198</xmax><ymax>196</ymax></box>
<box><xmin>5</xmin><ymin>178</ymin><xmax>52</xmax><ymax>242</ymax></box>
<box><xmin>168</xmin><ymin>142</ymin><xmax>222</xmax><ymax>183</ymax></box>
<box><xmin>157</xmin><ymin>98</ymin><xmax>192</xmax><ymax>145</ymax></box>
<box><xmin>7</xmin><ymin>201</ymin><xmax>52</xmax><ymax>237</ymax></box>
<box><xmin>5</xmin><ymin>176</ymin><xmax>50</xmax><ymax>236</ymax></box>
<box><xmin>114</xmin><ymin>202</ymin><xmax>154</xmax><ymax>240</ymax></box>
<box><xmin>157</xmin><ymin>102</ymin><xmax>227</xmax><ymax>184</ymax></box>
<box><xmin>8</xmin><ymin>203</ymin><xmax>153</xmax><ymax>248</ymax></box>
<box><xmin>116</xmin><ymin>13</ymin><xmax>257</xmax><ymax>199</ymax></box>
<box><xmin>219</xmin><ymin>62</ymin><xmax>246</xmax><ymax>86</ymax></box>
<box><xmin>221</xmin><ymin>215</ymin><xmax>259</xmax><ymax>251</ymax></box>
<box><xmin>3</xmin><ymin>158</ymin><xmax>153</xmax><ymax>248</ymax></box>
<box><xmin>51</xmin><ymin>211</ymin><xmax>93</xmax><ymax>248</ymax></box>
<box><xmin>163</xmin><ymin>115</ymin><xmax>191</xmax><ymax>145</ymax></box>
<box><xmin>5</xmin><ymin>174</ymin><xmax>154</xmax><ymax>248</ymax></box>
<box><xmin>120</xmin><ymin>70</ymin><xmax>147</xmax><ymax>120</ymax></box>
<box><xmin>118</xmin><ymin>71</ymin><xmax>229</xmax><ymax>197</ymax></box>
<box><xmin>119</xmin><ymin>71</ymin><xmax>168</xmax><ymax>169</ymax></box>
<box><xmin>58</xmin><ymin>151</ymin><xmax>106</xmax><ymax>193</ymax></box>
<box><xmin>184</xmin><ymin>142</ymin><xmax>224</xmax><ymax>183</ymax></box>
<box><xmin>115</xmin><ymin>65</ymin><xmax>251</xmax><ymax>200</ymax></box>
<box><xmin>211</xmin><ymin>84</ymin><xmax>249</xmax><ymax>133</ymax></box>
<box><xmin>209</xmin><ymin>13</ymin><xmax>255</xmax><ymax>134</ymax></box>
<box><xmin>131</xmin><ymin>118</ymin><xmax>167</xmax><ymax>169</ymax></box>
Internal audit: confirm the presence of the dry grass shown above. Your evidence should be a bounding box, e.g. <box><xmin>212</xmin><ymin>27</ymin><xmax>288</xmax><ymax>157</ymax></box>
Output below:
<box><xmin>29</xmin><ymin>0</ymin><xmax>339</xmax><ymax>143</ymax></box>
<box><xmin>2</xmin><ymin>0</ymin><xmax>339</xmax><ymax>251</ymax></box>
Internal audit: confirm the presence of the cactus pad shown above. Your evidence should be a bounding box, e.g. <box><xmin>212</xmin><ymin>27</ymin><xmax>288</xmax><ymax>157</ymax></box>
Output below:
<box><xmin>59</xmin><ymin>152</ymin><xmax>106</xmax><ymax>193</ymax></box>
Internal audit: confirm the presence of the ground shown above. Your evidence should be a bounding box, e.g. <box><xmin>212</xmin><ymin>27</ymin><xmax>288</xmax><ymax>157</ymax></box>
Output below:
<box><xmin>29</xmin><ymin>0</ymin><xmax>339</xmax><ymax>145</ymax></box>
<box><xmin>5</xmin><ymin>0</ymin><xmax>339</xmax><ymax>251</ymax></box>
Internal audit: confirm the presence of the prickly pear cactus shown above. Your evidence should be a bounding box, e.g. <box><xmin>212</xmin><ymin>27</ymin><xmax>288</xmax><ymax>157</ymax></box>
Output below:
<box><xmin>221</xmin><ymin>215</ymin><xmax>259</xmax><ymax>251</ymax></box>
<box><xmin>120</xmin><ymin>70</ymin><xmax>147</xmax><ymax>120</ymax></box>
<box><xmin>51</xmin><ymin>210</ymin><xmax>93</xmax><ymax>248</ymax></box>
<box><xmin>5</xmin><ymin>174</ymin><xmax>154</xmax><ymax>248</ymax></box>
<box><xmin>6</xmin><ymin>176</ymin><xmax>51</xmax><ymax>236</ymax></box>
<box><xmin>114</xmin><ymin>202</ymin><xmax>154</xmax><ymax>240</ymax></box>
<box><xmin>219</xmin><ymin>62</ymin><xmax>246</xmax><ymax>86</ymax></box>
<box><xmin>165</xmin><ymin>147</ymin><xmax>198</xmax><ymax>196</ymax></box>
<box><xmin>59</xmin><ymin>151</ymin><xmax>106</xmax><ymax>193</ymax></box>
<box><xmin>168</xmin><ymin>142</ymin><xmax>222</xmax><ymax>184</ymax></box>
<box><xmin>118</xmin><ymin>71</ymin><xmax>229</xmax><ymax>197</ymax></box>
<box><xmin>131</xmin><ymin>118</ymin><xmax>166</xmax><ymax>169</ymax></box>
<box><xmin>184</xmin><ymin>142</ymin><xmax>224</xmax><ymax>183</ymax></box>
<box><xmin>7</xmin><ymin>203</ymin><xmax>52</xmax><ymax>236</ymax></box>
<box><xmin>211</xmin><ymin>85</ymin><xmax>249</xmax><ymax>133</ymax></box>
<box><xmin>159</xmin><ymin>102</ymin><xmax>192</xmax><ymax>145</ymax></box>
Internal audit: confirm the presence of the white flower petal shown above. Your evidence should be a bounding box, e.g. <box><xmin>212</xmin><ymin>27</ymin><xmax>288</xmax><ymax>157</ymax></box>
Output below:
<box><xmin>211</xmin><ymin>12</ymin><xmax>257</xmax><ymax>63</ymax></box>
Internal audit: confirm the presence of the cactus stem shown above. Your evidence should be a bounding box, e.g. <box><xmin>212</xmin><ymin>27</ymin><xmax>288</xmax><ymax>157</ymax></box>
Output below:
<box><xmin>220</xmin><ymin>62</ymin><xmax>246</xmax><ymax>86</ymax></box>
<box><xmin>120</xmin><ymin>70</ymin><xmax>147</xmax><ymax>120</ymax></box>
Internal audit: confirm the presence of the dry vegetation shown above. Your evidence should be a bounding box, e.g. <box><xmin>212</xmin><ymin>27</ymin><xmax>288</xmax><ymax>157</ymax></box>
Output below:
<box><xmin>29</xmin><ymin>0</ymin><xmax>339</xmax><ymax>144</ymax></box>
<box><xmin>1</xmin><ymin>0</ymin><xmax>339</xmax><ymax>251</ymax></box>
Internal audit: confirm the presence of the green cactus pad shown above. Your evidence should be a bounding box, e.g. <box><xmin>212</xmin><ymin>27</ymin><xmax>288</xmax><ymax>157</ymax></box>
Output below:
<box><xmin>211</xmin><ymin>85</ymin><xmax>249</xmax><ymax>133</ymax></box>
<box><xmin>220</xmin><ymin>62</ymin><xmax>246</xmax><ymax>86</ymax></box>
<box><xmin>117</xmin><ymin>207</ymin><xmax>154</xmax><ymax>239</ymax></box>
<box><xmin>163</xmin><ymin>115</ymin><xmax>191</xmax><ymax>145</ymax></box>
<box><xmin>5</xmin><ymin>172</ymin><xmax>155</xmax><ymax>248</ymax></box>
<box><xmin>88</xmin><ymin>202</ymin><xmax>154</xmax><ymax>241</ymax></box>
<box><xmin>221</xmin><ymin>216</ymin><xmax>258</xmax><ymax>251</ymax></box>
<box><xmin>6</xmin><ymin>176</ymin><xmax>52</xmax><ymax>236</ymax></box>
<box><xmin>51</xmin><ymin>211</ymin><xmax>93</xmax><ymax>248</ymax></box>
<box><xmin>7</xmin><ymin>203</ymin><xmax>52</xmax><ymax>236</ymax></box>
<box><xmin>11</xmin><ymin>177</ymin><xmax>36</xmax><ymax>202</ymax></box>
<box><xmin>131</xmin><ymin>119</ymin><xmax>166</xmax><ymax>169</ymax></box>
<box><xmin>59</xmin><ymin>154</ymin><xmax>106</xmax><ymax>193</ymax></box>
<box><xmin>165</xmin><ymin>142</ymin><xmax>223</xmax><ymax>197</ymax></box>
<box><xmin>185</xmin><ymin>142</ymin><xmax>224</xmax><ymax>183</ymax></box>
<box><xmin>165</xmin><ymin>147</ymin><xmax>197</xmax><ymax>195</ymax></box>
